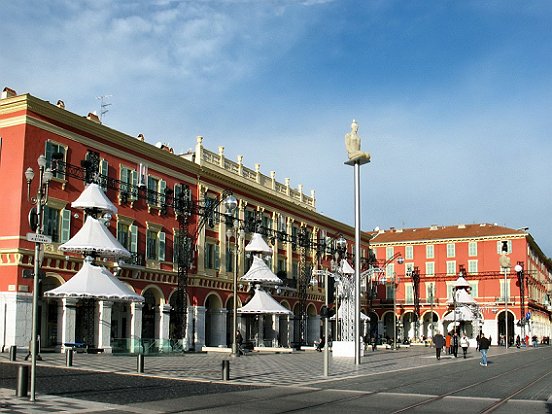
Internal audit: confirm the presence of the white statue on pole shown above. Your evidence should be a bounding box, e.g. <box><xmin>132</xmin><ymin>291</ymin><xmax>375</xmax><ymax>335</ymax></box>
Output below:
<box><xmin>344</xmin><ymin>120</ymin><xmax>371</xmax><ymax>163</ymax></box>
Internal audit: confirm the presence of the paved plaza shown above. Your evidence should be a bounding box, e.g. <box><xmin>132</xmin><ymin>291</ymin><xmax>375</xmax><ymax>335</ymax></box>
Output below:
<box><xmin>1</xmin><ymin>345</ymin><xmax>551</xmax><ymax>413</ymax></box>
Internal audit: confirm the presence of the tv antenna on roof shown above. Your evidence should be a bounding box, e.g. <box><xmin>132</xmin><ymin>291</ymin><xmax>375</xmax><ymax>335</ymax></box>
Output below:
<box><xmin>96</xmin><ymin>95</ymin><xmax>112</xmax><ymax>121</ymax></box>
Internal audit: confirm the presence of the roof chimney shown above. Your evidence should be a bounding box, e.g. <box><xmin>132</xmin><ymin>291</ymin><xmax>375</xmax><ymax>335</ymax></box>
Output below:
<box><xmin>1</xmin><ymin>87</ymin><xmax>16</xmax><ymax>99</ymax></box>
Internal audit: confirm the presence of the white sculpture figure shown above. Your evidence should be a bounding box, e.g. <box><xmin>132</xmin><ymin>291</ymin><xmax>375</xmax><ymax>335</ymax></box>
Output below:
<box><xmin>345</xmin><ymin>120</ymin><xmax>371</xmax><ymax>162</ymax></box>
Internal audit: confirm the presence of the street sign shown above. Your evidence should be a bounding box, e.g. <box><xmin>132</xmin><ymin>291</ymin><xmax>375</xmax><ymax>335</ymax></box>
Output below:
<box><xmin>26</xmin><ymin>233</ymin><xmax>52</xmax><ymax>243</ymax></box>
<box><xmin>526</xmin><ymin>312</ymin><xmax>531</xmax><ymax>320</ymax></box>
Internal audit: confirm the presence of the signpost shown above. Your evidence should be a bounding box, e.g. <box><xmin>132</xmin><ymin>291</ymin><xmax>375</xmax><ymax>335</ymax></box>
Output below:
<box><xmin>26</xmin><ymin>233</ymin><xmax>52</xmax><ymax>244</ymax></box>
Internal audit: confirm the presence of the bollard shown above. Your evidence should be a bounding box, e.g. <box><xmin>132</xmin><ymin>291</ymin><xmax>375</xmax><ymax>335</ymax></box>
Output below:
<box><xmin>9</xmin><ymin>345</ymin><xmax>17</xmax><ymax>361</ymax></box>
<box><xmin>16</xmin><ymin>365</ymin><xmax>29</xmax><ymax>397</ymax></box>
<box><xmin>137</xmin><ymin>354</ymin><xmax>144</xmax><ymax>373</ymax></box>
<box><xmin>222</xmin><ymin>360</ymin><xmax>230</xmax><ymax>381</ymax></box>
<box><xmin>66</xmin><ymin>349</ymin><xmax>74</xmax><ymax>367</ymax></box>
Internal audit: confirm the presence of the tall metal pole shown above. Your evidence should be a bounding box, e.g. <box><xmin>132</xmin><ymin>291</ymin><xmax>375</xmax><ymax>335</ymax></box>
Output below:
<box><xmin>30</xmin><ymin>162</ymin><xmax>46</xmax><ymax>402</ymax></box>
<box><xmin>231</xmin><ymin>228</ymin><xmax>239</xmax><ymax>357</ymax></box>
<box><xmin>504</xmin><ymin>267</ymin><xmax>508</xmax><ymax>349</ymax></box>
<box><xmin>353</xmin><ymin>162</ymin><xmax>361</xmax><ymax>365</ymax></box>
<box><xmin>393</xmin><ymin>278</ymin><xmax>397</xmax><ymax>351</ymax></box>
<box><xmin>323</xmin><ymin>271</ymin><xmax>329</xmax><ymax>376</ymax></box>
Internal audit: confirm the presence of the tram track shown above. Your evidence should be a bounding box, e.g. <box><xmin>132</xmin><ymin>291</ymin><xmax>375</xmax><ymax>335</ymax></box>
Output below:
<box><xmin>388</xmin><ymin>352</ymin><xmax>552</xmax><ymax>413</ymax></box>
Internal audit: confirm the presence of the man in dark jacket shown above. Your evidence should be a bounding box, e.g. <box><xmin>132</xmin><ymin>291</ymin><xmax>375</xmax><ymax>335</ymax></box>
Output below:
<box><xmin>479</xmin><ymin>332</ymin><xmax>491</xmax><ymax>366</ymax></box>
<box><xmin>451</xmin><ymin>332</ymin><xmax>459</xmax><ymax>358</ymax></box>
<box><xmin>433</xmin><ymin>331</ymin><xmax>445</xmax><ymax>360</ymax></box>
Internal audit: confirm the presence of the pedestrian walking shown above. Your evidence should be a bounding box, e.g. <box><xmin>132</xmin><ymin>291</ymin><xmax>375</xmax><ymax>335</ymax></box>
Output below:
<box><xmin>479</xmin><ymin>332</ymin><xmax>491</xmax><ymax>367</ymax></box>
<box><xmin>371</xmin><ymin>336</ymin><xmax>377</xmax><ymax>352</ymax></box>
<box><xmin>445</xmin><ymin>333</ymin><xmax>452</xmax><ymax>354</ymax></box>
<box><xmin>452</xmin><ymin>332</ymin><xmax>459</xmax><ymax>358</ymax></box>
<box><xmin>515</xmin><ymin>335</ymin><xmax>521</xmax><ymax>349</ymax></box>
<box><xmin>433</xmin><ymin>331</ymin><xmax>445</xmax><ymax>360</ymax></box>
<box><xmin>460</xmin><ymin>334</ymin><xmax>469</xmax><ymax>358</ymax></box>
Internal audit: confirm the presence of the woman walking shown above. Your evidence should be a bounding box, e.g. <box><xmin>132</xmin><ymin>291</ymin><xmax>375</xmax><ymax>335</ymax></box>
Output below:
<box><xmin>460</xmin><ymin>334</ymin><xmax>469</xmax><ymax>358</ymax></box>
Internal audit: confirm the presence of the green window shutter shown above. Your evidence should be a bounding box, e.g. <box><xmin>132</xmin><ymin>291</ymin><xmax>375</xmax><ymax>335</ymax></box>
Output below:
<box><xmin>159</xmin><ymin>231</ymin><xmax>166</xmax><ymax>261</ymax></box>
<box><xmin>60</xmin><ymin>209</ymin><xmax>71</xmax><ymax>243</ymax></box>
<box><xmin>100</xmin><ymin>159</ymin><xmax>108</xmax><ymax>190</ymax></box>
<box><xmin>159</xmin><ymin>180</ymin><xmax>166</xmax><ymax>206</ymax></box>
<box><xmin>204</xmin><ymin>244</ymin><xmax>209</xmax><ymax>269</ymax></box>
<box><xmin>215</xmin><ymin>245</ymin><xmax>220</xmax><ymax>270</ymax></box>
<box><xmin>130</xmin><ymin>224</ymin><xmax>138</xmax><ymax>253</ymax></box>
<box><xmin>130</xmin><ymin>170</ymin><xmax>138</xmax><ymax>200</ymax></box>
<box><xmin>121</xmin><ymin>167</ymin><xmax>129</xmax><ymax>194</ymax></box>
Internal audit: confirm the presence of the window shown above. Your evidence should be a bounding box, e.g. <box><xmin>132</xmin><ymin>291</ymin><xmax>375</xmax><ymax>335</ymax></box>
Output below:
<box><xmin>426</xmin><ymin>245</ymin><xmax>434</xmax><ymax>259</ymax></box>
<box><xmin>261</xmin><ymin>215</ymin><xmax>272</xmax><ymax>231</ymax></box>
<box><xmin>99</xmin><ymin>158</ymin><xmax>108</xmax><ymax>191</ymax></box>
<box><xmin>204</xmin><ymin>195</ymin><xmax>219</xmax><ymax>228</ymax></box>
<box><xmin>425</xmin><ymin>262</ymin><xmax>435</xmax><ymax>276</ymax></box>
<box><xmin>446</xmin><ymin>261</ymin><xmax>456</xmax><ymax>275</ymax></box>
<box><xmin>43</xmin><ymin>205</ymin><xmax>70</xmax><ymax>243</ymax></box>
<box><xmin>45</xmin><ymin>141</ymin><xmax>67</xmax><ymax>179</ymax></box>
<box><xmin>468</xmin><ymin>260</ymin><xmax>478</xmax><ymax>274</ymax></box>
<box><xmin>405</xmin><ymin>245</ymin><xmax>414</xmax><ymax>260</ymax></box>
<box><xmin>146</xmin><ymin>227</ymin><xmax>165</xmax><ymax>261</ymax></box>
<box><xmin>278</xmin><ymin>214</ymin><xmax>286</xmax><ymax>233</ymax></box>
<box><xmin>446</xmin><ymin>283</ymin><xmax>455</xmax><ymax>301</ymax></box>
<box><xmin>117</xmin><ymin>221</ymin><xmax>137</xmax><ymax>253</ymax></box>
<box><xmin>226</xmin><ymin>246</ymin><xmax>234</xmax><ymax>272</ymax></box>
<box><xmin>468</xmin><ymin>281</ymin><xmax>478</xmax><ymax>298</ymax></box>
<box><xmin>174</xmin><ymin>183</ymin><xmax>191</xmax><ymax>209</ymax></box>
<box><xmin>497</xmin><ymin>240</ymin><xmax>512</xmax><ymax>254</ymax></box>
<box><xmin>405</xmin><ymin>284</ymin><xmax>414</xmax><ymax>304</ymax></box>
<box><xmin>500</xmin><ymin>279</ymin><xmax>510</xmax><ymax>302</ymax></box>
<box><xmin>173</xmin><ymin>230</ymin><xmax>191</xmax><ymax>270</ymax></box>
<box><xmin>244</xmin><ymin>210</ymin><xmax>257</xmax><ymax>232</ymax></box>
<box><xmin>426</xmin><ymin>282</ymin><xmax>436</xmax><ymax>302</ymax></box>
<box><xmin>148</xmin><ymin>176</ymin><xmax>159</xmax><ymax>205</ymax></box>
<box><xmin>386</xmin><ymin>247</ymin><xmax>394</xmax><ymax>260</ymax></box>
<box><xmin>117</xmin><ymin>222</ymin><xmax>130</xmax><ymax>250</ymax></box>
<box><xmin>386</xmin><ymin>284</ymin><xmax>395</xmax><ymax>300</ymax></box>
<box><xmin>468</xmin><ymin>241</ymin><xmax>477</xmax><ymax>257</ymax></box>
<box><xmin>277</xmin><ymin>257</ymin><xmax>287</xmax><ymax>274</ymax></box>
<box><xmin>405</xmin><ymin>262</ymin><xmax>415</xmax><ymax>276</ymax></box>
<box><xmin>204</xmin><ymin>242</ymin><xmax>219</xmax><ymax>270</ymax></box>
<box><xmin>120</xmin><ymin>166</ymin><xmax>138</xmax><ymax>201</ymax></box>
<box><xmin>292</xmin><ymin>262</ymin><xmax>298</xmax><ymax>278</ymax></box>
<box><xmin>446</xmin><ymin>243</ymin><xmax>455</xmax><ymax>258</ymax></box>
<box><xmin>386</xmin><ymin>263</ymin><xmax>395</xmax><ymax>278</ymax></box>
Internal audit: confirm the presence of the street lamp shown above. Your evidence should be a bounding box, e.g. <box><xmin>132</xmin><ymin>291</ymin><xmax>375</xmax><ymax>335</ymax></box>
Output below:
<box><xmin>331</xmin><ymin>235</ymin><xmax>347</xmax><ymax>342</ymax></box>
<box><xmin>515</xmin><ymin>262</ymin><xmax>525</xmax><ymax>340</ymax></box>
<box><xmin>223</xmin><ymin>194</ymin><xmax>242</xmax><ymax>357</ymax></box>
<box><xmin>393</xmin><ymin>256</ymin><xmax>404</xmax><ymax>350</ymax></box>
<box><xmin>24</xmin><ymin>154</ymin><xmax>53</xmax><ymax>402</ymax></box>
<box><xmin>499</xmin><ymin>241</ymin><xmax>511</xmax><ymax>349</ymax></box>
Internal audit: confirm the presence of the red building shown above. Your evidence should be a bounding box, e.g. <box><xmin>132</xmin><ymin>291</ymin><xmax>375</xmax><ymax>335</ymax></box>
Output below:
<box><xmin>0</xmin><ymin>87</ymin><xmax>369</xmax><ymax>353</ymax></box>
<box><xmin>368</xmin><ymin>224</ymin><xmax>552</xmax><ymax>345</ymax></box>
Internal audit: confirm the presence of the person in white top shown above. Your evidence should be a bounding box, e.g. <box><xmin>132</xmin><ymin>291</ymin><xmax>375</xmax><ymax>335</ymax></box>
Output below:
<box><xmin>460</xmin><ymin>334</ymin><xmax>470</xmax><ymax>359</ymax></box>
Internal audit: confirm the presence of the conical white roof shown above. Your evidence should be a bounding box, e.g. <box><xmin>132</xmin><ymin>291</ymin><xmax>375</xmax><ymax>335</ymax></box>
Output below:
<box><xmin>237</xmin><ymin>285</ymin><xmax>292</xmax><ymax>315</ymax></box>
<box><xmin>454</xmin><ymin>276</ymin><xmax>470</xmax><ymax>288</ymax></box>
<box><xmin>71</xmin><ymin>183</ymin><xmax>118</xmax><ymax>214</ymax></box>
<box><xmin>443</xmin><ymin>306</ymin><xmax>476</xmax><ymax>321</ymax></box>
<box><xmin>341</xmin><ymin>260</ymin><xmax>355</xmax><ymax>275</ymax></box>
<box><xmin>244</xmin><ymin>233</ymin><xmax>273</xmax><ymax>255</ymax></box>
<box><xmin>44</xmin><ymin>261</ymin><xmax>143</xmax><ymax>302</ymax></box>
<box><xmin>330</xmin><ymin>307</ymin><xmax>370</xmax><ymax>321</ymax></box>
<box><xmin>59</xmin><ymin>216</ymin><xmax>131</xmax><ymax>258</ymax></box>
<box><xmin>240</xmin><ymin>256</ymin><xmax>282</xmax><ymax>285</ymax></box>
<box><xmin>454</xmin><ymin>288</ymin><xmax>477</xmax><ymax>304</ymax></box>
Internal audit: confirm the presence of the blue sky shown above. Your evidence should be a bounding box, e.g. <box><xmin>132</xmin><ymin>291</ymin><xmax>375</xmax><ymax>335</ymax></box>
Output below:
<box><xmin>2</xmin><ymin>1</ymin><xmax>552</xmax><ymax>255</ymax></box>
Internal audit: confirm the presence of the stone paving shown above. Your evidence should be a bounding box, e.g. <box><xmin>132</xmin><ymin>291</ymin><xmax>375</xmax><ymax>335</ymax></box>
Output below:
<box><xmin>0</xmin><ymin>345</ymin><xmax>517</xmax><ymax>413</ymax></box>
